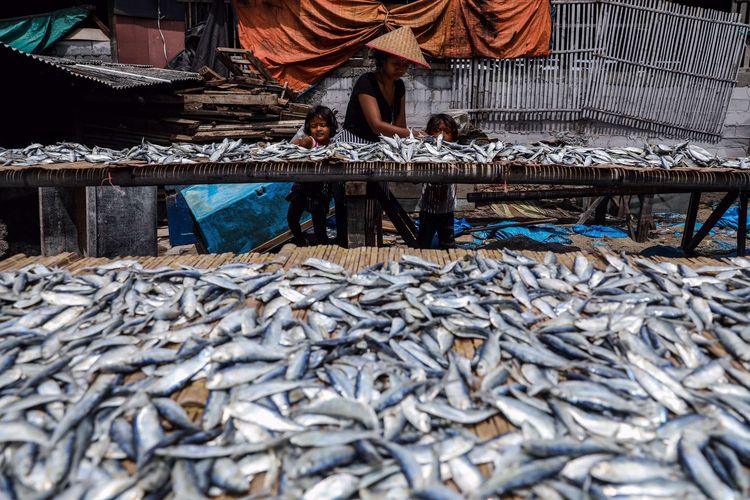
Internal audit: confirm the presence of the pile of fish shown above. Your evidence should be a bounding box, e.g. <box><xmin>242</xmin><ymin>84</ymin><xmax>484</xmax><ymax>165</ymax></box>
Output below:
<box><xmin>2</xmin><ymin>136</ymin><xmax>749</xmax><ymax>169</ymax></box>
<box><xmin>2</xmin><ymin>251</ymin><xmax>750</xmax><ymax>498</ymax></box>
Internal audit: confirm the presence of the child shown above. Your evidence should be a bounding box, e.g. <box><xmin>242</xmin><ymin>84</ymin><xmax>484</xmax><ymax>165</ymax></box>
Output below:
<box><xmin>286</xmin><ymin>106</ymin><xmax>337</xmax><ymax>246</ymax></box>
<box><xmin>418</xmin><ymin>113</ymin><xmax>459</xmax><ymax>249</ymax></box>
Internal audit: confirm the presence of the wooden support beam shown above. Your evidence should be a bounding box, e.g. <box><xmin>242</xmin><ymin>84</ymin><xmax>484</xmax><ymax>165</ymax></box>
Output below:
<box><xmin>344</xmin><ymin>182</ymin><xmax>378</xmax><ymax>248</ymax></box>
<box><xmin>681</xmin><ymin>191</ymin><xmax>702</xmax><ymax>250</ymax></box>
<box><xmin>371</xmin><ymin>184</ymin><xmax>418</xmax><ymax>247</ymax></box>
<box><xmin>738</xmin><ymin>193</ymin><xmax>748</xmax><ymax>256</ymax></box>
<box><xmin>634</xmin><ymin>194</ymin><xmax>654</xmax><ymax>243</ymax></box>
<box><xmin>577</xmin><ymin>196</ymin><xmax>605</xmax><ymax>225</ymax></box>
<box><xmin>684</xmin><ymin>191</ymin><xmax>738</xmax><ymax>255</ymax></box>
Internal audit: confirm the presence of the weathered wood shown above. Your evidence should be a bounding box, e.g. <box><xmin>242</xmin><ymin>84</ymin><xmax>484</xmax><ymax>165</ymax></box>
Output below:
<box><xmin>39</xmin><ymin>187</ymin><xmax>82</xmax><ymax>256</ymax></box>
<box><xmin>594</xmin><ymin>196</ymin><xmax>610</xmax><ymax>224</ymax></box>
<box><xmin>371</xmin><ymin>184</ymin><xmax>418</xmax><ymax>247</ymax></box>
<box><xmin>684</xmin><ymin>191</ymin><xmax>738</xmax><ymax>254</ymax></box>
<box><xmin>345</xmin><ymin>182</ymin><xmax>376</xmax><ymax>248</ymax></box>
<box><xmin>738</xmin><ymin>193</ymin><xmax>748</xmax><ymax>256</ymax></box>
<box><xmin>85</xmin><ymin>186</ymin><xmax>158</xmax><ymax>258</ymax></box>
<box><xmin>172</xmin><ymin>93</ymin><xmax>278</xmax><ymax>106</ymax></box>
<box><xmin>681</xmin><ymin>191</ymin><xmax>702</xmax><ymax>250</ymax></box>
<box><xmin>634</xmin><ymin>194</ymin><xmax>654</xmax><ymax>243</ymax></box>
<box><xmin>576</xmin><ymin>196</ymin><xmax>605</xmax><ymax>225</ymax></box>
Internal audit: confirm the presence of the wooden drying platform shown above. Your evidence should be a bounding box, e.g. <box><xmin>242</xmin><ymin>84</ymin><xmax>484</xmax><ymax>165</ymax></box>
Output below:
<box><xmin>3</xmin><ymin>159</ymin><xmax>748</xmax><ymax>255</ymax></box>
<box><xmin>0</xmin><ymin>245</ymin><xmax>741</xmax><ymax>494</ymax></box>
<box><xmin>0</xmin><ymin>244</ymin><xmax>734</xmax><ymax>275</ymax></box>
<box><xmin>3</xmin><ymin>159</ymin><xmax>750</xmax><ymax>190</ymax></box>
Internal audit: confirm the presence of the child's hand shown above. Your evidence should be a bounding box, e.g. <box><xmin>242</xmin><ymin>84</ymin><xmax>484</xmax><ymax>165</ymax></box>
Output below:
<box><xmin>414</xmin><ymin>129</ymin><xmax>428</xmax><ymax>138</ymax></box>
<box><xmin>292</xmin><ymin>136</ymin><xmax>315</xmax><ymax>148</ymax></box>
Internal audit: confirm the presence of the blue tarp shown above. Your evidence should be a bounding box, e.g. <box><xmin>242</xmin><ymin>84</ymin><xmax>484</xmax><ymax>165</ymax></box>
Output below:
<box><xmin>0</xmin><ymin>7</ymin><xmax>90</xmax><ymax>54</ymax></box>
<box><xmin>474</xmin><ymin>222</ymin><xmax>573</xmax><ymax>245</ymax></box>
<box><xmin>717</xmin><ymin>206</ymin><xmax>747</xmax><ymax>231</ymax></box>
<box><xmin>572</xmin><ymin>224</ymin><xmax>629</xmax><ymax>238</ymax></box>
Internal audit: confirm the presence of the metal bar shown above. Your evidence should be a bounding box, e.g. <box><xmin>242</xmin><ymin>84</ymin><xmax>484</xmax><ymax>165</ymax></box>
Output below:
<box><xmin>739</xmin><ymin>192</ymin><xmax>748</xmax><ymax>256</ymax></box>
<box><xmin>681</xmin><ymin>191</ymin><xmax>702</xmax><ymax>250</ymax></box>
<box><xmin>684</xmin><ymin>191</ymin><xmax>739</xmax><ymax>254</ymax></box>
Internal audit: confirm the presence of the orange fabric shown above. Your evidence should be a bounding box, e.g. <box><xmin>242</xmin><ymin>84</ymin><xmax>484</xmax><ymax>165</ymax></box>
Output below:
<box><xmin>233</xmin><ymin>0</ymin><xmax>551</xmax><ymax>92</ymax></box>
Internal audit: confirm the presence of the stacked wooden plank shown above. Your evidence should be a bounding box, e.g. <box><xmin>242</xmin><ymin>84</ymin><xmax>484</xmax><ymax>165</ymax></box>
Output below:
<box><xmin>79</xmin><ymin>71</ymin><xmax>311</xmax><ymax>147</ymax></box>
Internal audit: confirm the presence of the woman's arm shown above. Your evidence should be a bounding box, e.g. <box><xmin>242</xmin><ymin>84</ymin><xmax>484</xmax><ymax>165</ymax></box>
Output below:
<box><xmin>358</xmin><ymin>94</ymin><xmax>410</xmax><ymax>138</ymax></box>
<box><xmin>395</xmin><ymin>94</ymin><xmax>406</xmax><ymax>129</ymax></box>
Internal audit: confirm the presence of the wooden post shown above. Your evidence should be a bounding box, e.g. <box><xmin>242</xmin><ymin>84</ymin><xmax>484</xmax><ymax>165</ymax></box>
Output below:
<box><xmin>371</xmin><ymin>184</ymin><xmax>418</xmax><ymax>247</ymax></box>
<box><xmin>39</xmin><ymin>187</ymin><xmax>82</xmax><ymax>255</ymax></box>
<box><xmin>345</xmin><ymin>181</ymin><xmax>378</xmax><ymax>248</ymax></box>
<box><xmin>577</xmin><ymin>196</ymin><xmax>605</xmax><ymax>225</ymax></box>
<box><xmin>39</xmin><ymin>186</ymin><xmax>157</xmax><ymax>257</ymax></box>
<box><xmin>738</xmin><ymin>193</ymin><xmax>747</xmax><ymax>256</ymax></box>
<box><xmin>594</xmin><ymin>196</ymin><xmax>610</xmax><ymax>224</ymax></box>
<box><xmin>635</xmin><ymin>194</ymin><xmax>654</xmax><ymax>243</ymax></box>
<box><xmin>681</xmin><ymin>191</ymin><xmax>702</xmax><ymax>250</ymax></box>
<box><xmin>85</xmin><ymin>186</ymin><xmax>158</xmax><ymax>257</ymax></box>
<box><xmin>684</xmin><ymin>191</ymin><xmax>738</xmax><ymax>255</ymax></box>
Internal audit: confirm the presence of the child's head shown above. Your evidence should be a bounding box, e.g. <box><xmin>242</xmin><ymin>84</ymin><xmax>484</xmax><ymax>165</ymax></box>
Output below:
<box><xmin>304</xmin><ymin>106</ymin><xmax>338</xmax><ymax>145</ymax></box>
<box><xmin>426</xmin><ymin>114</ymin><xmax>458</xmax><ymax>142</ymax></box>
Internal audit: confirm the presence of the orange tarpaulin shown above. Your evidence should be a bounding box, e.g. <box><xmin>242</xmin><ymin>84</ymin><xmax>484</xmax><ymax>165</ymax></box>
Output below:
<box><xmin>233</xmin><ymin>0</ymin><xmax>551</xmax><ymax>91</ymax></box>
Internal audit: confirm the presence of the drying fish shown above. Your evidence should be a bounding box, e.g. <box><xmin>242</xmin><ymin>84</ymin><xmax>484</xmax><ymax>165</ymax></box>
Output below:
<box><xmin>2</xmin><ymin>135</ymin><xmax>747</xmax><ymax>169</ymax></box>
<box><xmin>0</xmin><ymin>251</ymin><xmax>749</xmax><ymax>498</ymax></box>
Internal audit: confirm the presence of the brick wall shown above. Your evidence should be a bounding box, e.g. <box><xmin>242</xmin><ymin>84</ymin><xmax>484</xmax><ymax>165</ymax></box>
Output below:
<box><xmin>299</xmin><ymin>63</ymin><xmax>453</xmax><ymax>130</ymax></box>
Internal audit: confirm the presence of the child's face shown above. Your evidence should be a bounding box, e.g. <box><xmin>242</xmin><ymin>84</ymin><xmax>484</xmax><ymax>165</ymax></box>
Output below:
<box><xmin>308</xmin><ymin>116</ymin><xmax>331</xmax><ymax>144</ymax></box>
<box><xmin>431</xmin><ymin>121</ymin><xmax>455</xmax><ymax>142</ymax></box>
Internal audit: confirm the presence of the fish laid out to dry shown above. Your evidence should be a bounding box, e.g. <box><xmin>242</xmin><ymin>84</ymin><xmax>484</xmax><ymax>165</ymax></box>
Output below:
<box><xmin>1</xmin><ymin>251</ymin><xmax>750</xmax><ymax>498</ymax></box>
<box><xmin>1</xmin><ymin>135</ymin><xmax>746</xmax><ymax>169</ymax></box>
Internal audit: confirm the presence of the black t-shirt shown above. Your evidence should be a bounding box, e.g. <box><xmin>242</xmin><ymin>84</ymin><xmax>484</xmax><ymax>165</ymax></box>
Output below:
<box><xmin>342</xmin><ymin>72</ymin><xmax>405</xmax><ymax>143</ymax></box>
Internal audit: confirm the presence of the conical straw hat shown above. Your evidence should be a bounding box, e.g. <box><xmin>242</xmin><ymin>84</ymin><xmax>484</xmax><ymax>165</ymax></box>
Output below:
<box><xmin>366</xmin><ymin>26</ymin><xmax>430</xmax><ymax>69</ymax></box>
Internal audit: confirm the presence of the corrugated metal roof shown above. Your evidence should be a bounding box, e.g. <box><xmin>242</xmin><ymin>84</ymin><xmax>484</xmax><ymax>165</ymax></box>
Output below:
<box><xmin>0</xmin><ymin>42</ymin><xmax>202</xmax><ymax>90</ymax></box>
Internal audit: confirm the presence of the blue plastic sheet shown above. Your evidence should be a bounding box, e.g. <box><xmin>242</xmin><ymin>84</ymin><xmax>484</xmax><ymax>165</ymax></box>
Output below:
<box><xmin>571</xmin><ymin>224</ymin><xmax>628</xmax><ymax>238</ymax></box>
<box><xmin>474</xmin><ymin>222</ymin><xmax>572</xmax><ymax>245</ymax></box>
<box><xmin>672</xmin><ymin>222</ymin><xmax>715</xmax><ymax>238</ymax></box>
<box><xmin>716</xmin><ymin>206</ymin><xmax>748</xmax><ymax>231</ymax></box>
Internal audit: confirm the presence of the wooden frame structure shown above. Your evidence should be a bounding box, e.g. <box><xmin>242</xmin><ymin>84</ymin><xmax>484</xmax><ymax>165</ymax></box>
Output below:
<box><xmin>2</xmin><ymin>159</ymin><xmax>747</xmax><ymax>256</ymax></box>
<box><xmin>451</xmin><ymin>0</ymin><xmax>749</xmax><ymax>142</ymax></box>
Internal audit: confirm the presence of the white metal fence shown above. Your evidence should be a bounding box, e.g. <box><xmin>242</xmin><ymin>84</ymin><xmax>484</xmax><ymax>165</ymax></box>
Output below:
<box><xmin>451</xmin><ymin>0</ymin><xmax>749</xmax><ymax>142</ymax></box>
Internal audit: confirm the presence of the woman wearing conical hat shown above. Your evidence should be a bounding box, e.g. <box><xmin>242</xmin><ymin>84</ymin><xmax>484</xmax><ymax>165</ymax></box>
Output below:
<box><xmin>331</xmin><ymin>27</ymin><xmax>430</xmax><ymax>246</ymax></box>
<box><xmin>335</xmin><ymin>26</ymin><xmax>430</xmax><ymax>144</ymax></box>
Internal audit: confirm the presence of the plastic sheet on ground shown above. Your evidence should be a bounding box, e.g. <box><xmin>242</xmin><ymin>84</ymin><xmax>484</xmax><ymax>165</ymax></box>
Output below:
<box><xmin>716</xmin><ymin>206</ymin><xmax>749</xmax><ymax>231</ymax></box>
<box><xmin>571</xmin><ymin>224</ymin><xmax>629</xmax><ymax>238</ymax></box>
<box><xmin>473</xmin><ymin>222</ymin><xmax>572</xmax><ymax>246</ymax></box>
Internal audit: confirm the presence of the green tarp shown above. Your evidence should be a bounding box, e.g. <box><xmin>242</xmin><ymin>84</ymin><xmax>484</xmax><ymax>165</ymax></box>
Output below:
<box><xmin>0</xmin><ymin>7</ymin><xmax>90</xmax><ymax>54</ymax></box>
